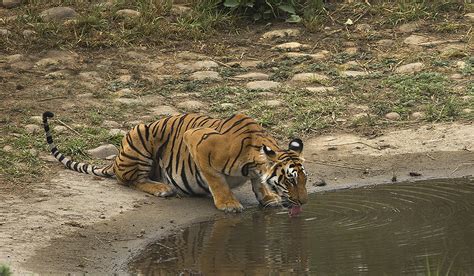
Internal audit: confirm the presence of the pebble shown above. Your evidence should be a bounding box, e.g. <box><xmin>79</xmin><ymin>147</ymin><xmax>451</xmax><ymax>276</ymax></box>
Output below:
<box><xmin>29</xmin><ymin>148</ymin><xmax>38</xmax><ymax>157</ymax></box>
<box><xmin>284</xmin><ymin>51</ymin><xmax>329</xmax><ymax>60</ymax></box>
<box><xmin>3</xmin><ymin>145</ymin><xmax>13</xmax><ymax>152</ymax></box>
<box><xmin>3</xmin><ymin>0</ymin><xmax>22</xmax><ymax>8</ymax></box>
<box><xmin>178</xmin><ymin>60</ymin><xmax>218</xmax><ymax>72</ymax></box>
<box><xmin>341</xmin><ymin>71</ymin><xmax>368</xmax><ymax>77</ymax></box>
<box><xmin>150</xmin><ymin>105</ymin><xmax>179</xmax><ymax>117</ymax></box>
<box><xmin>190</xmin><ymin>71</ymin><xmax>221</xmax><ymax>81</ymax></box>
<box><xmin>397</xmin><ymin>22</ymin><xmax>419</xmax><ymax>33</ymax></box>
<box><xmin>385</xmin><ymin>112</ymin><xmax>401</xmax><ymax>121</ymax></box>
<box><xmin>116</xmin><ymin>9</ymin><xmax>141</xmax><ymax>18</ymax></box>
<box><xmin>102</xmin><ymin>120</ymin><xmax>121</xmax><ymax>128</ymax></box>
<box><xmin>355</xmin><ymin>23</ymin><xmax>371</xmax><ymax>33</ymax></box>
<box><xmin>246</xmin><ymin>80</ymin><xmax>280</xmax><ymax>90</ymax></box>
<box><xmin>86</xmin><ymin>144</ymin><xmax>119</xmax><ymax>159</ymax></box>
<box><xmin>449</xmin><ymin>73</ymin><xmax>462</xmax><ymax>80</ymax></box>
<box><xmin>455</xmin><ymin>61</ymin><xmax>466</xmax><ymax>70</ymax></box>
<box><xmin>115</xmin><ymin>98</ymin><xmax>141</xmax><ymax>105</ymax></box>
<box><xmin>45</xmin><ymin>70</ymin><xmax>69</xmax><ymax>79</ymax></box>
<box><xmin>403</xmin><ymin>35</ymin><xmax>429</xmax><ymax>46</ymax></box>
<box><xmin>177</xmin><ymin>100</ymin><xmax>206</xmax><ymax>112</ymax></box>
<box><xmin>30</xmin><ymin>115</ymin><xmax>42</xmax><ymax>123</ymax></box>
<box><xmin>226</xmin><ymin>60</ymin><xmax>261</xmax><ymax>68</ymax></box>
<box><xmin>116</xmin><ymin>88</ymin><xmax>133</xmax><ymax>97</ymax></box>
<box><xmin>25</xmin><ymin>124</ymin><xmax>41</xmax><ymax>134</ymax></box>
<box><xmin>36</xmin><ymin>58</ymin><xmax>59</xmax><ymax>68</ymax></box>
<box><xmin>53</xmin><ymin>125</ymin><xmax>67</xmax><ymax>134</ymax></box>
<box><xmin>261</xmin><ymin>29</ymin><xmax>300</xmax><ymax>40</ymax></box>
<box><xmin>234</xmin><ymin>72</ymin><xmax>269</xmax><ymax>80</ymax></box>
<box><xmin>272</xmin><ymin>42</ymin><xmax>310</xmax><ymax>51</ymax></box>
<box><xmin>291</xmin><ymin>73</ymin><xmax>329</xmax><ymax>82</ymax></box>
<box><xmin>305</xmin><ymin>86</ymin><xmax>335</xmax><ymax>93</ymax></box>
<box><xmin>109</xmin><ymin>129</ymin><xmax>127</xmax><ymax>136</ymax></box>
<box><xmin>23</xmin><ymin>30</ymin><xmax>37</xmax><ymax>38</ymax></box>
<box><xmin>263</xmin><ymin>100</ymin><xmax>283</xmax><ymax>107</ymax></box>
<box><xmin>344</xmin><ymin>47</ymin><xmax>358</xmax><ymax>55</ymax></box>
<box><xmin>395</xmin><ymin>62</ymin><xmax>424</xmax><ymax>74</ymax></box>
<box><xmin>118</xmin><ymin>75</ymin><xmax>132</xmax><ymax>83</ymax></box>
<box><xmin>410</xmin><ymin>112</ymin><xmax>425</xmax><ymax>120</ymax></box>
<box><xmin>462</xmin><ymin>108</ymin><xmax>472</xmax><ymax>114</ymax></box>
<box><xmin>40</xmin><ymin>7</ymin><xmax>78</xmax><ymax>22</ymax></box>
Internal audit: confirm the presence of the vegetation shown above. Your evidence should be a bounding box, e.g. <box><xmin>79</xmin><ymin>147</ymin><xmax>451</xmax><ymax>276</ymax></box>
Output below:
<box><xmin>0</xmin><ymin>264</ymin><xmax>12</xmax><ymax>276</ymax></box>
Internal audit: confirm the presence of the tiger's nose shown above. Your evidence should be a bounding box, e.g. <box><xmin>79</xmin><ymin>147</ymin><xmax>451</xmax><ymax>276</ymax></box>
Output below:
<box><xmin>298</xmin><ymin>196</ymin><xmax>308</xmax><ymax>205</ymax></box>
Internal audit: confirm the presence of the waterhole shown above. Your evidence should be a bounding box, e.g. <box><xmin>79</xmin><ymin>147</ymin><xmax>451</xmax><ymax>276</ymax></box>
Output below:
<box><xmin>130</xmin><ymin>179</ymin><xmax>474</xmax><ymax>275</ymax></box>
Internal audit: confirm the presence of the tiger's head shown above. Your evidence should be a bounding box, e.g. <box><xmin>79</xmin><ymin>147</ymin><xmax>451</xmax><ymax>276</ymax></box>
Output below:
<box><xmin>261</xmin><ymin>138</ymin><xmax>308</xmax><ymax>209</ymax></box>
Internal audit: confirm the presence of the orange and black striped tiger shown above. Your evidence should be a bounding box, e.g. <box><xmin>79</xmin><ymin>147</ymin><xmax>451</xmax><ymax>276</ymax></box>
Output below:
<box><xmin>43</xmin><ymin>112</ymin><xmax>308</xmax><ymax>213</ymax></box>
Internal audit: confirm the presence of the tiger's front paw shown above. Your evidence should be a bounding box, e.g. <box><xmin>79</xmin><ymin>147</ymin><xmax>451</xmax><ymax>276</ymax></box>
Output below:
<box><xmin>261</xmin><ymin>194</ymin><xmax>282</xmax><ymax>208</ymax></box>
<box><xmin>215</xmin><ymin>199</ymin><xmax>244</xmax><ymax>213</ymax></box>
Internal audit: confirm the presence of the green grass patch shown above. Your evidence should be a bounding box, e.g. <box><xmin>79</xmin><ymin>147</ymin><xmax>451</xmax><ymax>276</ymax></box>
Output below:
<box><xmin>0</xmin><ymin>264</ymin><xmax>12</xmax><ymax>276</ymax></box>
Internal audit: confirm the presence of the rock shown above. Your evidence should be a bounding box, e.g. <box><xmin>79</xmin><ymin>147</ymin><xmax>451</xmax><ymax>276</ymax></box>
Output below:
<box><xmin>385</xmin><ymin>112</ymin><xmax>401</xmax><ymax>121</ymax></box>
<box><xmin>40</xmin><ymin>7</ymin><xmax>78</xmax><ymax>22</ymax></box>
<box><xmin>397</xmin><ymin>22</ymin><xmax>419</xmax><ymax>33</ymax></box>
<box><xmin>261</xmin><ymin>29</ymin><xmax>300</xmax><ymax>40</ymax></box>
<box><xmin>272</xmin><ymin>42</ymin><xmax>310</xmax><ymax>51</ymax></box>
<box><xmin>53</xmin><ymin>125</ymin><xmax>67</xmax><ymax>134</ymax></box>
<box><xmin>109</xmin><ymin>129</ymin><xmax>126</xmax><ymax>136</ymax></box>
<box><xmin>36</xmin><ymin>58</ymin><xmax>59</xmax><ymax>68</ymax></box>
<box><xmin>170</xmin><ymin>5</ymin><xmax>191</xmax><ymax>16</ymax></box>
<box><xmin>355</xmin><ymin>23</ymin><xmax>371</xmax><ymax>33</ymax></box>
<box><xmin>403</xmin><ymin>35</ymin><xmax>429</xmax><ymax>45</ymax></box>
<box><xmin>102</xmin><ymin>120</ymin><xmax>120</xmax><ymax>128</ymax></box>
<box><xmin>86</xmin><ymin>144</ymin><xmax>118</xmax><ymax>159</ymax></box>
<box><xmin>190</xmin><ymin>71</ymin><xmax>221</xmax><ymax>81</ymax></box>
<box><xmin>226</xmin><ymin>60</ymin><xmax>261</xmax><ymax>68</ymax></box>
<box><xmin>305</xmin><ymin>86</ymin><xmax>335</xmax><ymax>93</ymax></box>
<box><xmin>0</xmin><ymin>29</ymin><xmax>11</xmax><ymax>36</ymax></box>
<box><xmin>25</xmin><ymin>124</ymin><xmax>41</xmax><ymax>134</ymax></box>
<box><xmin>263</xmin><ymin>100</ymin><xmax>283</xmax><ymax>107</ymax></box>
<box><xmin>344</xmin><ymin>47</ymin><xmax>358</xmax><ymax>55</ymax></box>
<box><xmin>6</xmin><ymin>54</ymin><xmax>24</xmax><ymax>63</ymax></box>
<box><xmin>3</xmin><ymin>145</ymin><xmax>13</xmax><ymax>152</ymax></box>
<box><xmin>29</xmin><ymin>148</ymin><xmax>38</xmax><ymax>157</ymax></box>
<box><xmin>449</xmin><ymin>73</ymin><xmax>463</xmax><ymax>80</ymax></box>
<box><xmin>115</xmin><ymin>98</ymin><xmax>141</xmax><ymax>105</ymax></box>
<box><xmin>395</xmin><ymin>62</ymin><xmax>424</xmax><ymax>74</ymax></box>
<box><xmin>439</xmin><ymin>44</ymin><xmax>466</xmax><ymax>58</ymax></box>
<box><xmin>177</xmin><ymin>60</ymin><xmax>218</xmax><ymax>72</ymax></box>
<box><xmin>234</xmin><ymin>72</ymin><xmax>269</xmax><ymax>80</ymax></box>
<box><xmin>118</xmin><ymin>74</ymin><xmax>132</xmax><ymax>83</ymax></box>
<box><xmin>291</xmin><ymin>73</ymin><xmax>329</xmax><ymax>82</ymax></box>
<box><xmin>150</xmin><ymin>105</ymin><xmax>179</xmax><ymax>116</ymax></box>
<box><xmin>284</xmin><ymin>50</ymin><xmax>329</xmax><ymax>60</ymax></box>
<box><xmin>220</xmin><ymin>103</ymin><xmax>235</xmax><ymax>109</ymax></box>
<box><xmin>45</xmin><ymin>70</ymin><xmax>69</xmax><ymax>79</ymax></box>
<box><xmin>341</xmin><ymin>70</ymin><xmax>368</xmax><ymax>77</ymax></box>
<box><xmin>10</xmin><ymin>61</ymin><xmax>34</xmax><ymax>71</ymax></box>
<box><xmin>376</xmin><ymin>39</ymin><xmax>395</xmax><ymax>47</ymax></box>
<box><xmin>455</xmin><ymin>61</ymin><xmax>466</xmax><ymax>70</ymax></box>
<box><xmin>177</xmin><ymin>100</ymin><xmax>206</xmax><ymax>112</ymax></box>
<box><xmin>462</xmin><ymin>108</ymin><xmax>472</xmax><ymax>114</ymax></box>
<box><xmin>3</xmin><ymin>0</ymin><xmax>22</xmax><ymax>8</ymax></box>
<box><xmin>116</xmin><ymin>9</ymin><xmax>141</xmax><ymax>18</ymax></box>
<box><xmin>30</xmin><ymin>116</ymin><xmax>42</xmax><ymax>123</ymax></box>
<box><xmin>22</xmin><ymin>30</ymin><xmax>37</xmax><ymax>38</ymax></box>
<box><xmin>246</xmin><ymin>81</ymin><xmax>280</xmax><ymax>90</ymax></box>
<box><xmin>410</xmin><ymin>112</ymin><xmax>425</xmax><ymax>120</ymax></box>
<box><xmin>116</xmin><ymin>88</ymin><xmax>133</xmax><ymax>97</ymax></box>
<box><xmin>464</xmin><ymin>13</ymin><xmax>474</xmax><ymax>22</ymax></box>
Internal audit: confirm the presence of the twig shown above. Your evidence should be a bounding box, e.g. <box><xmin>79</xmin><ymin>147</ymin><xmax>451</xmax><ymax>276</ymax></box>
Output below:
<box><xmin>326</xmin><ymin>141</ymin><xmax>382</xmax><ymax>150</ymax></box>
<box><xmin>56</xmin><ymin>119</ymin><xmax>81</xmax><ymax>136</ymax></box>
<box><xmin>155</xmin><ymin>242</ymin><xmax>173</xmax><ymax>250</ymax></box>
<box><xmin>450</xmin><ymin>163</ymin><xmax>474</xmax><ymax>176</ymax></box>
<box><xmin>38</xmin><ymin>96</ymin><xmax>68</xmax><ymax>102</ymax></box>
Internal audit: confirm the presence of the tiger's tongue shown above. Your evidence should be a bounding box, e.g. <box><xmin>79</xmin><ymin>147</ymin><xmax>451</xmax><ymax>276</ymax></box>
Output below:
<box><xmin>288</xmin><ymin>205</ymin><xmax>302</xmax><ymax>217</ymax></box>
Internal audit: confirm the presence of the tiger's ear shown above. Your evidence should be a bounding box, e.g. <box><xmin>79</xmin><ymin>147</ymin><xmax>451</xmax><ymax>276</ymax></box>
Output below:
<box><xmin>288</xmin><ymin>138</ymin><xmax>303</xmax><ymax>154</ymax></box>
<box><xmin>261</xmin><ymin>144</ymin><xmax>277</xmax><ymax>160</ymax></box>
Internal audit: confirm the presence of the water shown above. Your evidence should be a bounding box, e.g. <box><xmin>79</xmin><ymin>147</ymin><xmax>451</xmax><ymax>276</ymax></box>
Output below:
<box><xmin>130</xmin><ymin>179</ymin><xmax>474</xmax><ymax>275</ymax></box>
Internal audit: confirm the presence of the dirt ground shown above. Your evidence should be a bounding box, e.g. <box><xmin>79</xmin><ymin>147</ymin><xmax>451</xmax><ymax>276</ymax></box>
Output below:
<box><xmin>0</xmin><ymin>1</ymin><xmax>473</xmax><ymax>274</ymax></box>
<box><xmin>0</xmin><ymin>122</ymin><xmax>472</xmax><ymax>274</ymax></box>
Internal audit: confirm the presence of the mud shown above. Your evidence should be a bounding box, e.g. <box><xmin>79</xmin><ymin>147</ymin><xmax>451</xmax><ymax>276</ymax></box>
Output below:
<box><xmin>1</xmin><ymin>122</ymin><xmax>473</xmax><ymax>274</ymax></box>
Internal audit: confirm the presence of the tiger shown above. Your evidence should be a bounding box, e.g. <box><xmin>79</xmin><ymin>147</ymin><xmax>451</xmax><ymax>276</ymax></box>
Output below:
<box><xmin>43</xmin><ymin>111</ymin><xmax>308</xmax><ymax>213</ymax></box>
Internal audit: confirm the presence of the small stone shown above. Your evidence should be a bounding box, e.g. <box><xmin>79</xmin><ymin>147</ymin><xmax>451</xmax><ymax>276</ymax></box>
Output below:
<box><xmin>3</xmin><ymin>145</ymin><xmax>13</xmax><ymax>152</ymax></box>
<box><xmin>355</xmin><ymin>23</ymin><xmax>371</xmax><ymax>33</ymax></box>
<box><xmin>410</xmin><ymin>112</ymin><xmax>425</xmax><ymax>120</ymax></box>
<box><xmin>464</xmin><ymin>13</ymin><xmax>474</xmax><ymax>22</ymax></box>
<box><xmin>170</xmin><ymin>5</ymin><xmax>192</xmax><ymax>16</ymax></box>
<box><xmin>150</xmin><ymin>105</ymin><xmax>179</xmax><ymax>116</ymax></box>
<box><xmin>291</xmin><ymin>73</ymin><xmax>329</xmax><ymax>82</ymax></box>
<box><xmin>341</xmin><ymin>71</ymin><xmax>368</xmax><ymax>77</ymax></box>
<box><xmin>3</xmin><ymin>0</ymin><xmax>22</xmax><ymax>8</ymax></box>
<box><xmin>0</xmin><ymin>29</ymin><xmax>12</xmax><ymax>36</ymax></box>
<box><xmin>40</xmin><ymin>7</ymin><xmax>78</xmax><ymax>22</ymax></box>
<box><xmin>234</xmin><ymin>72</ymin><xmax>269</xmax><ymax>80</ymax></box>
<box><xmin>99</xmin><ymin>214</ymin><xmax>106</xmax><ymax>219</ymax></box>
<box><xmin>30</xmin><ymin>116</ymin><xmax>42</xmax><ymax>123</ymax></box>
<box><xmin>53</xmin><ymin>125</ymin><xmax>67</xmax><ymax>134</ymax></box>
<box><xmin>246</xmin><ymin>81</ymin><xmax>280</xmax><ymax>90</ymax></box>
<box><xmin>385</xmin><ymin>112</ymin><xmax>401</xmax><ymax>121</ymax></box>
<box><xmin>440</xmin><ymin>45</ymin><xmax>466</xmax><ymax>58</ymax></box>
<box><xmin>36</xmin><ymin>58</ymin><xmax>59</xmax><ymax>68</ymax></box>
<box><xmin>177</xmin><ymin>100</ymin><xmax>206</xmax><ymax>112</ymax></box>
<box><xmin>115</xmin><ymin>98</ymin><xmax>141</xmax><ymax>105</ymax></box>
<box><xmin>263</xmin><ymin>100</ymin><xmax>282</xmax><ymax>107</ymax></box>
<box><xmin>462</xmin><ymin>108</ymin><xmax>472</xmax><ymax>114</ymax></box>
<box><xmin>261</xmin><ymin>29</ymin><xmax>300</xmax><ymax>40</ymax></box>
<box><xmin>102</xmin><ymin>120</ymin><xmax>120</xmax><ymax>128</ymax></box>
<box><xmin>190</xmin><ymin>71</ymin><xmax>221</xmax><ymax>81</ymax></box>
<box><xmin>45</xmin><ymin>71</ymin><xmax>69</xmax><ymax>79</ymax></box>
<box><xmin>305</xmin><ymin>86</ymin><xmax>335</xmax><ymax>93</ymax></box>
<box><xmin>395</xmin><ymin>62</ymin><xmax>424</xmax><ymax>74</ymax></box>
<box><xmin>29</xmin><ymin>148</ymin><xmax>38</xmax><ymax>157</ymax></box>
<box><xmin>118</xmin><ymin>75</ymin><xmax>132</xmax><ymax>83</ymax></box>
<box><xmin>344</xmin><ymin>47</ymin><xmax>358</xmax><ymax>55</ymax></box>
<box><xmin>272</xmin><ymin>42</ymin><xmax>310</xmax><ymax>51</ymax></box>
<box><xmin>284</xmin><ymin>51</ymin><xmax>329</xmax><ymax>60</ymax></box>
<box><xmin>116</xmin><ymin>9</ymin><xmax>141</xmax><ymax>18</ymax></box>
<box><xmin>86</xmin><ymin>144</ymin><xmax>119</xmax><ymax>159</ymax></box>
<box><xmin>116</xmin><ymin>88</ymin><xmax>133</xmax><ymax>97</ymax></box>
<box><xmin>450</xmin><ymin>73</ymin><xmax>462</xmax><ymax>80</ymax></box>
<box><xmin>25</xmin><ymin>124</ymin><xmax>41</xmax><ymax>134</ymax></box>
<box><xmin>455</xmin><ymin>61</ymin><xmax>466</xmax><ymax>70</ymax></box>
<box><xmin>226</xmin><ymin>60</ymin><xmax>261</xmax><ymax>68</ymax></box>
<box><xmin>220</xmin><ymin>103</ymin><xmax>235</xmax><ymax>108</ymax></box>
<box><xmin>22</xmin><ymin>30</ymin><xmax>37</xmax><ymax>38</ymax></box>
<box><xmin>109</xmin><ymin>129</ymin><xmax>126</xmax><ymax>136</ymax></box>
<box><xmin>192</xmin><ymin>60</ymin><xmax>218</xmax><ymax>70</ymax></box>
<box><xmin>376</xmin><ymin>39</ymin><xmax>395</xmax><ymax>47</ymax></box>
<box><xmin>403</xmin><ymin>35</ymin><xmax>429</xmax><ymax>45</ymax></box>
<box><xmin>397</xmin><ymin>22</ymin><xmax>419</xmax><ymax>33</ymax></box>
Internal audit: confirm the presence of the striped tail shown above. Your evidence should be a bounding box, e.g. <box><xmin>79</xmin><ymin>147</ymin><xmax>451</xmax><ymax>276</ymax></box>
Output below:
<box><xmin>43</xmin><ymin>111</ymin><xmax>115</xmax><ymax>178</ymax></box>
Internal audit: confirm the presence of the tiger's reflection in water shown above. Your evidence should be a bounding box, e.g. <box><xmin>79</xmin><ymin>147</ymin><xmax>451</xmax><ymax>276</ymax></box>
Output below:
<box><xmin>130</xmin><ymin>210</ymin><xmax>310</xmax><ymax>275</ymax></box>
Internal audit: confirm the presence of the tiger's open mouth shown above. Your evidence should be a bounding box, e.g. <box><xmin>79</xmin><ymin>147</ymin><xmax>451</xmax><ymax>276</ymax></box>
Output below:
<box><xmin>287</xmin><ymin>204</ymin><xmax>302</xmax><ymax>217</ymax></box>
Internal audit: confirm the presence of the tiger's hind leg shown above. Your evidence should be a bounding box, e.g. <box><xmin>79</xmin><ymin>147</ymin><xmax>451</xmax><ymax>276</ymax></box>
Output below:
<box><xmin>134</xmin><ymin>181</ymin><xmax>176</xmax><ymax>197</ymax></box>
